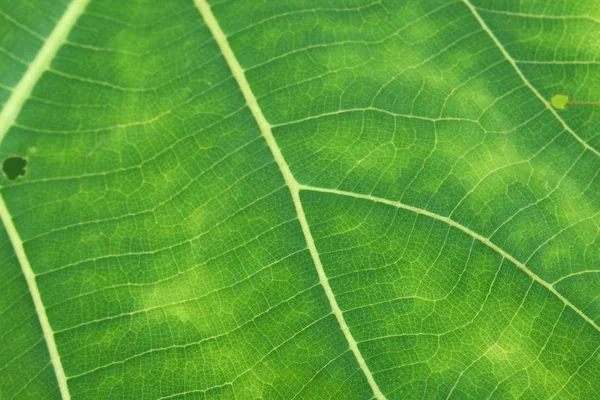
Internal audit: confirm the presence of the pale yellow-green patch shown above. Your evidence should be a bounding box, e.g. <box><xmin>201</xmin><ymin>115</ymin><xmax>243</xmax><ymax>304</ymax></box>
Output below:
<box><xmin>485</xmin><ymin>343</ymin><xmax>509</xmax><ymax>362</ymax></box>
<box><xmin>550</xmin><ymin>95</ymin><xmax>569</xmax><ymax>110</ymax></box>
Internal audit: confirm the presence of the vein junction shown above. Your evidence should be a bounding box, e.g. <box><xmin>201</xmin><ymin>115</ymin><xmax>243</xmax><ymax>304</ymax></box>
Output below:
<box><xmin>0</xmin><ymin>0</ymin><xmax>598</xmax><ymax>398</ymax></box>
<box><xmin>194</xmin><ymin>0</ymin><xmax>387</xmax><ymax>398</ymax></box>
<box><xmin>193</xmin><ymin>0</ymin><xmax>600</xmax><ymax>396</ymax></box>
<box><xmin>299</xmin><ymin>184</ymin><xmax>600</xmax><ymax>335</ymax></box>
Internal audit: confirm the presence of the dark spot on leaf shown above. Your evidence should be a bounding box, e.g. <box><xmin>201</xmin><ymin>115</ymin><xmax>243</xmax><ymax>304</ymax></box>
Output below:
<box><xmin>3</xmin><ymin>156</ymin><xmax>27</xmax><ymax>180</ymax></box>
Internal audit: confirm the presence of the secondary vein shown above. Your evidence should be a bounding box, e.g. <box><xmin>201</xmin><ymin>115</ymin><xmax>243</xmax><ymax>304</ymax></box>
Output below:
<box><xmin>0</xmin><ymin>0</ymin><xmax>90</xmax><ymax>144</ymax></box>
<box><xmin>461</xmin><ymin>0</ymin><xmax>600</xmax><ymax>158</ymax></box>
<box><xmin>0</xmin><ymin>198</ymin><xmax>71</xmax><ymax>399</ymax></box>
<box><xmin>300</xmin><ymin>184</ymin><xmax>600</xmax><ymax>335</ymax></box>
<box><xmin>193</xmin><ymin>1</ymin><xmax>386</xmax><ymax>398</ymax></box>
<box><xmin>0</xmin><ymin>0</ymin><xmax>91</xmax><ymax>398</ymax></box>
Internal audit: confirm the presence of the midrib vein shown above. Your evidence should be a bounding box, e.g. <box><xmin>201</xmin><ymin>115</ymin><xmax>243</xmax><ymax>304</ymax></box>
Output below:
<box><xmin>461</xmin><ymin>0</ymin><xmax>600</xmax><ymax>158</ymax></box>
<box><xmin>0</xmin><ymin>0</ymin><xmax>90</xmax><ymax>399</ymax></box>
<box><xmin>193</xmin><ymin>1</ymin><xmax>386</xmax><ymax>398</ymax></box>
<box><xmin>300</xmin><ymin>184</ymin><xmax>600</xmax><ymax>334</ymax></box>
<box><xmin>0</xmin><ymin>0</ymin><xmax>89</xmax><ymax>144</ymax></box>
<box><xmin>0</xmin><ymin>203</ymin><xmax>71</xmax><ymax>398</ymax></box>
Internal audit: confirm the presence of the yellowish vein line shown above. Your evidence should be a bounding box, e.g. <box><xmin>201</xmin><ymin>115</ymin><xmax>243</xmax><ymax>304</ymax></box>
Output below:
<box><xmin>461</xmin><ymin>0</ymin><xmax>600</xmax><ymax>158</ymax></box>
<box><xmin>300</xmin><ymin>184</ymin><xmax>600</xmax><ymax>334</ymax></box>
<box><xmin>0</xmin><ymin>0</ymin><xmax>90</xmax><ymax>398</ymax></box>
<box><xmin>193</xmin><ymin>1</ymin><xmax>386</xmax><ymax>398</ymax></box>
<box><xmin>0</xmin><ymin>198</ymin><xmax>70</xmax><ymax>399</ymax></box>
<box><xmin>0</xmin><ymin>0</ymin><xmax>90</xmax><ymax>144</ymax></box>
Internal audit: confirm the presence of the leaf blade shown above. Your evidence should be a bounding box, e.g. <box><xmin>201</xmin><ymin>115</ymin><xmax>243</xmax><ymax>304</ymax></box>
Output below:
<box><xmin>1</xmin><ymin>0</ymin><xmax>599</xmax><ymax>398</ymax></box>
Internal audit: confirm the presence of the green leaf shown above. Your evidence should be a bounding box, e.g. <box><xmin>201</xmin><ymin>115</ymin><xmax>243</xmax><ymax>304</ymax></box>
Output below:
<box><xmin>1</xmin><ymin>0</ymin><xmax>599</xmax><ymax>399</ymax></box>
<box><xmin>551</xmin><ymin>95</ymin><xmax>569</xmax><ymax>110</ymax></box>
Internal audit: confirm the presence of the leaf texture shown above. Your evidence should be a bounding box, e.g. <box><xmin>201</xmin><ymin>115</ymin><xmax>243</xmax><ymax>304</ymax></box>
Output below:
<box><xmin>0</xmin><ymin>0</ymin><xmax>599</xmax><ymax>399</ymax></box>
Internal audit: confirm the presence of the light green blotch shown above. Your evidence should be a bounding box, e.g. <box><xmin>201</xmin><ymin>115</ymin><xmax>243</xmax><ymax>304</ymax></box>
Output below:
<box><xmin>485</xmin><ymin>343</ymin><xmax>510</xmax><ymax>362</ymax></box>
<box><xmin>137</xmin><ymin>274</ymin><xmax>205</xmax><ymax>323</ymax></box>
<box><xmin>551</xmin><ymin>95</ymin><xmax>568</xmax><ymax>110</ymax></box>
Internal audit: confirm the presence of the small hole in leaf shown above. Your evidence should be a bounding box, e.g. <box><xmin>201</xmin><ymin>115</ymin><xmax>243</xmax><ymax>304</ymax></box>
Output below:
<box><xmin>3</xmin><ymin>156</ymin><xmax>27</xmax><ymax>180</ymax></box>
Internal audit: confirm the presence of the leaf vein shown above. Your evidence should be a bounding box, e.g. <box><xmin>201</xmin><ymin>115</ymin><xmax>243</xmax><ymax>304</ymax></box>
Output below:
<box><xmin>300</xmin><ymin>184</ymin><xmax>600</xmax><ymax>334</ymax></box>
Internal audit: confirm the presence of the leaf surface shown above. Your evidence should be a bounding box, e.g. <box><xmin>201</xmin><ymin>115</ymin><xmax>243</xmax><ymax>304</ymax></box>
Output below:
<box><xmin>0</xmin><ymin>0</ymin><xmax>599</xmax><ymax>399</ymax></box>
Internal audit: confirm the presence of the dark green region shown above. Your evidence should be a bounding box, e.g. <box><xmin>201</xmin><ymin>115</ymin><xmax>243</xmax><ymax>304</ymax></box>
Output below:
<box><xmin>2</xmin><ymin>155</ymin><xmax>26</xmax><ymax>180</ymax></box>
